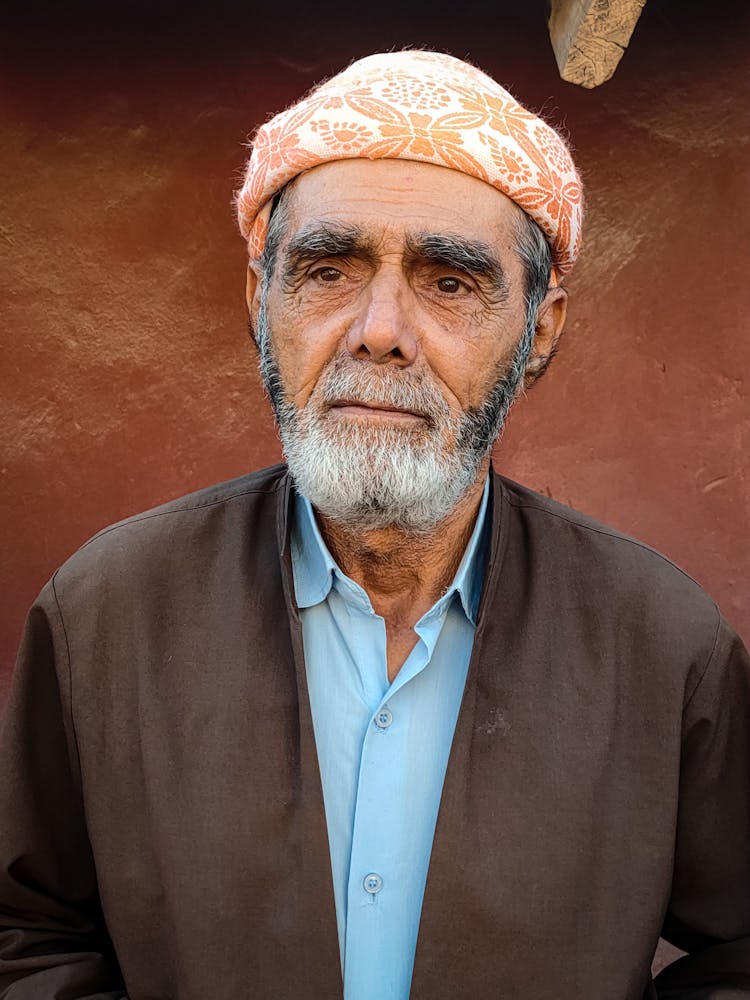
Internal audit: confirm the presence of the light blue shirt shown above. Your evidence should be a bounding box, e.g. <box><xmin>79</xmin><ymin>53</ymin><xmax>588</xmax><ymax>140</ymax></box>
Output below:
<box><xmin>291</xmin><ymin>480</ymin><xmax>490</xmax><ymax>999</ymax></box>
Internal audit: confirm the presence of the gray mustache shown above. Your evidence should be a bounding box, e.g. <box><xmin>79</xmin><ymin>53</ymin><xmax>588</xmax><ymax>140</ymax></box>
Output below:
<box><xmin>319</xmin><ymin>360</ymin><xmax>450</xmax><ymax>421</ymax></box>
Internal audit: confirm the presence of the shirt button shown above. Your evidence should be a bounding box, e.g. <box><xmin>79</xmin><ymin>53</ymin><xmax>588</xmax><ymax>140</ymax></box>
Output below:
<box><xmin>375</xmin><ymin>707</ymin><xmax>393</xmax><ymax>729</ymax></box>
<box><xmin>363</xmin><ymin>872</ymin><xmax>383</xmax><ymax>895</ymax></box>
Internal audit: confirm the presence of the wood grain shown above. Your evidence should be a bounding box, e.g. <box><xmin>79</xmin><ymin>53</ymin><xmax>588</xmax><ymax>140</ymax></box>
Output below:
<box><xmin>549</xmin><ymin>0</ymin><xmax>647</xmax><ymax>87</ymax></box>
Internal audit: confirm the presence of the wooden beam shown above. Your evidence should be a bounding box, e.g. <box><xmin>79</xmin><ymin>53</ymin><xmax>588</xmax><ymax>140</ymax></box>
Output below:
<box><xmin>548</xmin><ymin>0</ymin><xmax>647</xmax><ymax>89</ymax></box>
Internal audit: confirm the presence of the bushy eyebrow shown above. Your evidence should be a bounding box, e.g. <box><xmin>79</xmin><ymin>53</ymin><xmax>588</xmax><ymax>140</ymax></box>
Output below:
<box><xmin>282</xmin><ymin>223</ymin><xmax>377</xmax><ymax>282</ymax></box>
<box><xmin>406</xmin><ymin>232</ymin><xmax>509</xmax><ymax>298</ymax></box>
<box><xmin>280</xmin><ymin>223</ymin><xmax>509</xmax><ymax>299</ymax></box>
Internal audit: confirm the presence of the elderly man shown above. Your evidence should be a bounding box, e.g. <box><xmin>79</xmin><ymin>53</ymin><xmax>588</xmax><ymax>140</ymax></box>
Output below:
<box><xmin>1</xmin><ymin>50</ymin><xmax>748</xmax><ymax>1000</ymax></box>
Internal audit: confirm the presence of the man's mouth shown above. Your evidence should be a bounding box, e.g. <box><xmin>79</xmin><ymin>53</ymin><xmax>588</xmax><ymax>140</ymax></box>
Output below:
<box><xmin>326</xmin><ymin>399</ymin><xmax>428</xmax><ymax>423</ymax></box>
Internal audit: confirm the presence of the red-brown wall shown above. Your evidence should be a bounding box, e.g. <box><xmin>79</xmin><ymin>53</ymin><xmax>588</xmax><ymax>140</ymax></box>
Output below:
<box><xmin>2</xmin><ymin>0</ymin><xmax>749</xmax><ymax>706</ymax></box>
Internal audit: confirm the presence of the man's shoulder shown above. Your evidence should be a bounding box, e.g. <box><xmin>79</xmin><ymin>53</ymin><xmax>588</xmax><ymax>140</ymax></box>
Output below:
<box><xmin>53</xmin><ymin>464</ymin><xmax>289</xmax><ymax>589</ymax></box>
<box><xmin>496</xmin><ymin>473</ymin><xmax>718</xmax><ymax>616</ymax></box>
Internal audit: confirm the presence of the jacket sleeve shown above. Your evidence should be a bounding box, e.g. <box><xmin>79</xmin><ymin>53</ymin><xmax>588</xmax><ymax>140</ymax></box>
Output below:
<box><xmin>0</xmin><ymin>583</ymin><xmax>127</xmax><ymax>999</ymax></box>
<box><xmin>655</xmin><ymin>614</ymin><xmax>750</xmax><ymax>999</ymax></box>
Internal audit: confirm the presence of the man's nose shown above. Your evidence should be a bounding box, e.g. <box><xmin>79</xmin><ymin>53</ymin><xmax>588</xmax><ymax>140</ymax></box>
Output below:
<box><xmin>345</xmin><ymin>273</ymin><xmax>418</xmax><ymax>365</ymax></box>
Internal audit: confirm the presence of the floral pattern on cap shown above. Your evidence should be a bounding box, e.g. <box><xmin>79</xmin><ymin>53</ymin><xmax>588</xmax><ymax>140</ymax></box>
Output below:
<box><xmin>236</xmin><ymin>50</ymin><xmax>583</xmax><ymax>274</ymax></box>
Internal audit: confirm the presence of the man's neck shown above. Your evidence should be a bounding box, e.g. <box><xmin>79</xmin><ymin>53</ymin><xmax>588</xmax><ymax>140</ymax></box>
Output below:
<box><xmin>314</xmin><ymin>459</ymin><xmax>490</xmax><ymax>637</ymax></box>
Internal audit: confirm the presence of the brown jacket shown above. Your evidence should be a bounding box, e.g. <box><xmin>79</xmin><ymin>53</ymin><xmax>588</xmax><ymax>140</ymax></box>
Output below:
<box><xmin>1</xmin><ymin>465</ymin><xmax>749</xmax><ymax>999</ymax></box>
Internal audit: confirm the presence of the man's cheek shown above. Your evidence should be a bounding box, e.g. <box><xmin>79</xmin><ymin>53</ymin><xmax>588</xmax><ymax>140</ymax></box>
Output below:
<box><xmin>274</xmin><ymin>344</ymin><xmax>336</xmax><ymax>410</ymax></box>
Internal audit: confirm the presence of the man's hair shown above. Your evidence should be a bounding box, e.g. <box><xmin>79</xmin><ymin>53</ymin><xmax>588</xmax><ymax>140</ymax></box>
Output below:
<box><xmin>514</xmin><ymin>213</ymin><xmax>551</xmax><ymax>330</ymax></box>
<box><xmin>513</xmin><ymin>212</ymin><xmax>555</xmax><ymax>385</ymax></box>
<box><xmin>258</xmin><ymin>188</ymin><xmax>292</xmax><ymax>297</ymax></box>
<box><xmin>256</xmin><ymin>183</ymin><xmax>554</xmax><ymax>379</ymax></box>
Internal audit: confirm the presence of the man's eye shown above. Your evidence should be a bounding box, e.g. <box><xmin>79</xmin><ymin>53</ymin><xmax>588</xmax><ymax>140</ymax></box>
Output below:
<box><xmin>436</xmin><ymin>276</ymin><xmax>465</xmax><ymax>294</ymax></box>
<box><xmin>312</xmin><ymin>267</ymin><xmax>343</xmax><ymax>283</ymax></box>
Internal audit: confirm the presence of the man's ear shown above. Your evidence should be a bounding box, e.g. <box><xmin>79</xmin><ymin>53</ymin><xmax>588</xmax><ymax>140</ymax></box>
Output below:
<box><xmin>524</xmin><ymin>286</ymin><xmax>568</xmax><ymax>388</ymax></box>
<box><xmin>245</xmin><ymin>259</ymin><xmax>263</xmax><ymax>342</ymax></box>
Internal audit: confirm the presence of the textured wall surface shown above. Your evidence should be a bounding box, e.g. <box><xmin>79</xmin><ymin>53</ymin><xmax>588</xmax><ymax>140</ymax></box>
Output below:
<box><xmin>3</xmin><ymin>0</ymin><xmax>748</xmax><ymax>679</ymax></box>
<box><xmin>3</xmin><ymin>0</ymin><xmax>748</xmax><ymax>671</ymax></box>
<box><xmin>5</xmin><ymin>1</ymin><xmax>747</xmax><ymax>694</ymax></box>
<box><xmin>1</xmin><ymin>0</ymin><xmax>748</xmax><ymax>978</ymax></box>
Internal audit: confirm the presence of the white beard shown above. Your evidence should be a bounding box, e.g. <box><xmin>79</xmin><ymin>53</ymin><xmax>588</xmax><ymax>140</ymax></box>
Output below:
<box><xmin>256</xmin><ymin>298</ymin><xmax>532</xmax><ymax>535</ymax></box>
<box><xmin>278</xmin><ymin>359</ymin><xmax>482</xmax><ymax>534</ymax></box>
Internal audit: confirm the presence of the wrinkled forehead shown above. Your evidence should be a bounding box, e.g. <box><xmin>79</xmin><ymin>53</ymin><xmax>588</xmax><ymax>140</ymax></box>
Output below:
<box><xmin>261</xmin><ymin>161</ymin><xmax>530</xmax><ymax>301</ymax></box>
<box><xmin>278</xmin><ymin>159</ymin><xmax>526</xmax><ymax>240</ymax></box>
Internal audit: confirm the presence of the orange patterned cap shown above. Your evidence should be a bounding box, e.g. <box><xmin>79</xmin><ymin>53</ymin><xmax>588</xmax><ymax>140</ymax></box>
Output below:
<box><xmin>236</xmin><ymin>50</ymin><xmax>583</xmax><ymax>274</ymax></box>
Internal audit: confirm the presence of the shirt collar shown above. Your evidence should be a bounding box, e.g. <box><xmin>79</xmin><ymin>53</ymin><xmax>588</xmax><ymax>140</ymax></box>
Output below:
<box><xmin>449</xmin><ymin>476</ymin><xmax>490</xmax><ymax>625</ymax></box>
<box><xmin>291</xmin><ymin>477</ymin><xmax>490</xmax><ymax>625</ymax></box>
<box><xmin>291</xmin><ymin>490</ymin><xmax>338</xmax><ymax>609</ymax></box>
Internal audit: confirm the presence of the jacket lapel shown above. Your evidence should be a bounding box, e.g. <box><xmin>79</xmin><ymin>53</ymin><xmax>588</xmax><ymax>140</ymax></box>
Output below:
<box><xmin>410</xmin><ymin>473</ymin><xmax>512</xmax><ymax>997</ymax></box>
<box><xmin>275</xmin><ymin>474</ymin><xmax>342</xmax><ymax>998</ymax></box>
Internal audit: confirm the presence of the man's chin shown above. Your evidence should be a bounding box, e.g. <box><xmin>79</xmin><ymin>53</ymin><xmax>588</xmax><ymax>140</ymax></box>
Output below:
<box><xmin>283</xmin><ymin>445</ymin><xmax>477</xmax><ymax>536</ymax></box>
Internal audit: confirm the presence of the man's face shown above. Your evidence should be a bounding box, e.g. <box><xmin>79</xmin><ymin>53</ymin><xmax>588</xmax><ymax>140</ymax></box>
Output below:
<box><xmin>247</xmin><ymin>159</ymin><xmax>549</xmax><ymax>533</ymax></box>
